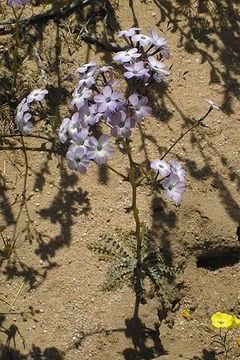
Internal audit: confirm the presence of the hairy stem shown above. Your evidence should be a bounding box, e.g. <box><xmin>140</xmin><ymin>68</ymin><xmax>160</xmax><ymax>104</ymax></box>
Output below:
<box><xmin>124</xmin><ymin>140</ymin><xmax>142</xmax><ymax>265</ymax></box>
<box><xmin>124</xmin><ymin>140</ymin><xmax>143</xmax><ymax>317</ymax></box>
<box><xmin>107</xmin><ymin>164</ymin><xmax>126</xmax><ymax>180</ymax></box>
<box><xmin>136</xmin><ymin>105</ymin><xmax>214</xmax><ymax>186</ymax></box>
<box><xmin>161</xmin><ymin>105</ymin><xmax>213</xmax><ymax>160</ymax></box>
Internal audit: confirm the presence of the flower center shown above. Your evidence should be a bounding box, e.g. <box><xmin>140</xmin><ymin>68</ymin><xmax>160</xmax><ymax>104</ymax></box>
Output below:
<box><xmin>106</xmin><ymin>97</ymin><xmax>111</xmax><ymax>103</ymax></box>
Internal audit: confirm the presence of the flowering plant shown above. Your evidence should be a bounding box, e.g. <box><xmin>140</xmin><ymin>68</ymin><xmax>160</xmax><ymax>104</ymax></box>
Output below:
<box><xmin>210</xmin><ymin>312</ymin><xmax>240</xmax><ymax>358</ymax></box>
<box><xmin>15</xmin><ymin>27</ymin><xmax>219</xmax><ymax>310</ymax></box>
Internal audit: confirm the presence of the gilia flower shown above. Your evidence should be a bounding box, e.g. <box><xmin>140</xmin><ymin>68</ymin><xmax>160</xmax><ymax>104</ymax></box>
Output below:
<box><xmin>124</xmin><ymin>61</ymin><xmax>150</xmax><ymax>80</ymax></box>
<box><xmin>118</xmin><ymin>27</ymin><xmax>141</xmax><ymax>38</ymax></box>
<box><xmin>211</xmin><ymin>312</ymin><xmax>235</xmax><ymax>329</ymax></box>
<box><xmin>27</xmin><ymin>89</ymin><xmax>48</xmax><ymax>103</ymax></box>
<box><xmin>149</xmin><ymin>30</ymin><xmax>170</xmax><ymax>59</ymax></box>
<box><xmin>77</xmin><ymin>62</ymin><xmax>97</xmax><ymax>75</ymax></box>
<box><xmin>148</xmin><ymin>56</ymin><xmax>170</xmax><ymax>83</ymax></box>
<box><xmin>87</xmin><ymin>134</ymin><xmax>114</xmax><ymax>165</ymax></box>
<box><xmin>59</xmin><ymin>117</ymin><xmax>70</xmax><ymax>143</ymax></box>
<box><xmin>207</xmin><ymin>99</ymin><xmax>220</xmax><ymax>110</ymax></box>
<box><xmin>16</xmin><ymin>98</ymin><xmax>32</xmax><ymax>134</ymax></box>
<box><xmin>128</xmin><ymin>94</ymin><xmax>152</xmax><ymax>122</ymax></box>
<box><xmin>161</xmin><ymin>174</ymin><xmax>185</xmax><ymax>204</ymax></box>
<box><xmin>150</xmin><ymin>159</ymin><xmax>171</xmax><ymax>177</ymax></box>
<box><xmin>7</xmin><ymin>0</ymin><xmax>28</xmax><ymax>6</ymax></box>
<box><xmin>66</xmin><ymin>146</ymin><xmax>91</xmax><ymax>174</ymax></box>
<box><xmin>131</xmin><ymin>33</ymin><xmax>151</xmax><ymax>47</ymax></box>
<box><xmin>110</xmin><ymin>111</ymin><xmax>134</xmax><ymax>139</ymax></box>
<box><xmin>113</xmin><ymin>48</ymin><xmax>141</xmax><ymax>64</ymax></box>
<box><xmin>169</xmin><ymin>160</ymin><xmax>185</xmax><ymax>181</ymax></box>
<box><xmin>94</xmin><ymin>86</ymin><xmax>121</xmax><ymax>113</ymax></box>
<box><xmin>70</xmin><ymin>87</ymin><xmax>92</xmax><ymax>110</ymax></box>
<box><xmin>16</xmin><ymin>112</ymin><xmax>33</xmax><ymax>135</ymax></box>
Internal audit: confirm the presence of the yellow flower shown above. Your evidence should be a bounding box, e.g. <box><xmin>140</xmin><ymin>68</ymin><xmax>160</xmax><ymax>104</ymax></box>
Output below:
<box><xmin>211</xmin><ymin>312</ymin><xmax>235</xmax><ymax>329</ymax></box>
<box><xmin>182</xmin><ymin>309</ymin><xmax>191</xmax><ymax>319</ymax></box>
<box><xmin>230</xmin><ymin>315</ymin><xmax>240</xmax><ymax>329</ymax></box>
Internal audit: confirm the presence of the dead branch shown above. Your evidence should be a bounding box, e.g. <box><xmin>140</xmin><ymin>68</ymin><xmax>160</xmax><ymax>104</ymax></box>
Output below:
<box><xmin>0</xmin><ymin>0</ymin><xmax>91</xmax><ymax>27</ymax></box>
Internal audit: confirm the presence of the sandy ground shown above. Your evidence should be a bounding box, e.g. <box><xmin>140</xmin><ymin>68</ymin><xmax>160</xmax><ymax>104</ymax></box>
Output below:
<box><xmin>0</xmin><ymin>1</ymin><xmax>240</xmax><ymax>359</ymax></box>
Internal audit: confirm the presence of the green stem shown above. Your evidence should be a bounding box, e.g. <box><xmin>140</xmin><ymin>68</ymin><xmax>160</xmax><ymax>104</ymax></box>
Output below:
<box><xmin>124</xmin><ymin>141</ymin><xmax>142</xmax><ymax>266</ymax></box>
<box><xmin>136</xmin><ymin>106</ymin><xmax>214</xmax><ymax>186</ymax></box>
<box><xmin>107</xmin><ymin>164</ymin><xmax>127</xmax><ymax>180</ymax></box>
<box><xmin>161</xmin><ymin>106</ymin><xmax>213</xmax><ymax>160</ymax></box>
<box><xmin>124</xmin><ymin>140</ymin><xmax>143</xmax><ymax>317</ymax></box>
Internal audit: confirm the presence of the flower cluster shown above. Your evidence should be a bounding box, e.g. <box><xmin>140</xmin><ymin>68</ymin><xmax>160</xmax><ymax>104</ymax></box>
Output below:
<box><xmin>16</xmin><ymin>89</ymin><xmax>48</xmax><ymax>135</ymax></box>
<box><xmin>7</xmin><ymin>0</ymin><xmax>28</xmax><ymax>6</ymax></box>
<box><xmin>59</xmin><ymin>28</ymin><xmax>171</xmax><ymax>175</ymax></box>
<box><xmin>59</xmin><ymin>58</ymin><xmax>154</xmax><ymax>173</ymax></box>
<box><xmin>150</xmin><ymin>159</ymin><xmax>185</xmax><ymax>204</ymax></box>
<box><xmin>211</xmin><ymin>312</ymin><xmax>240</xmax><ymax>329</ymax></box>
<box><xmin>115</xmin><ymin>28</ymin><xmax>170</xmax><ymax>84</ymax></box>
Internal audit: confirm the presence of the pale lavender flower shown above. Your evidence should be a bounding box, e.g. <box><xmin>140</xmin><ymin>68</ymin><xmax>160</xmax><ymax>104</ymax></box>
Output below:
<box><xmin>27</xmin><ymin>89</ymin><xmax>48</xmax><ymax>103</ymax></box>
<box><xmin>7</xmin><ymin>0</ymin><xmax>27</xmax><ymax>6</ymax></box>
<box><xmin>82</xmin><ymin>111</ymin><xmax>102</xmax><ymax>127</ymax></box>
<box><xmin>77</xmin><ymin>62</ymin><xmax>97</xmax><ymax>75</ymax></box>
<box><xmin>169</xmin><ymin>160</ymin><xmax>185</xmax><ymax>181</ymax></box>
<box><xmin>87</xmin><ymin>134</ymin><xmax>115</xmax><ymax>165</ymax></box>
<box><xmin>71</xmin><ymin>128</ymin><xmax>89</xmax><ymax>154</ymax></box>
<box><xmin>66</xmin><ymin>146</ymin><xmax>91</xmax><ymax>174</ymax></box>
<box><xmin>124</xmin><ymin>61</ymin><xmax>150</xmax><ymax>80</ymax></box>
<box><xmin>110</xmin><ymin>111</ymin><xmax>134</xmax><ymax>139</ymax></box>
<box><xmin>149</xmin><ymin>30</ymin><xmax>170</xmax><ymax>59</ymax></box>
<box><xmin>150</xmin><ymin>159</ymin><xmax>171</xmax><ymax>177</ymax></box>
<box><xmin>128</xmin><ymin>94</ymin><xmax>152</xmax><ymax>122</ymax></box>
<box><xmin>76</xmin><ymin>105</ymin><xmax>102</xmax><ymax>128</ymax></box>
<box><xmin>131</xmin><ymin>33</ymin><xmax>151</xmax><ymax>47</ymax></box>
<box><xmin>100</xmin><ymin>65</ymin><xmax>113</xmax><ymax>73</ymax></box>
<box><xmin>77</xmin><ymin>74</ymin><xmax>96</xmax><ymax>89</ymax></box>
<box><xmin>118</xmin><ymin>27</ymin><xmax>141</xmax><ymax>38</ymax></box>
<box><xmin>148</xmin><ymin>56</ymin><xmax>170</xmax><ymax>83</ymax></box>
<box><xmin>70</xmin><ymin>87</ymin><xmax>92</xmax><ymax>110</ymax></box>
<box><xmin>17</xmin><ymin>97</ymin><xmax>29</xmax><ymax>114</ymax></box>
<box><xmin>76</xmin><ymin>64</ymin><xmax>98</xmax><ymax>88</ymax></box>
<box><xmin>161</xmin><ymin>174</ymin><xmax>185</xmax><ymax>204</ymax></box>
<box><xmin>16</xmin><ymin>112</ymin><xmax>33</xmax><ymax>135</ymax></box>
<box><xmin>94</xmin><ymin>86</ymin><xmax>121</xmax><ymax>113</ymax></box>
<box><xmin>207</xmin><ymin>99</ymin><xmax>220</xmax><ymax>110</ymax></box>
<box><xmin>59</xmin><ymin>117</ymin><xmax>71</xmax><ymax>143</ymax></box>
<box><xmin>16</xmin><ymin>98</ymin><xmax>31</xmax><ymax>134</ymax></box>
<box><xmin>113</xmin><ymin>48</ymin><xmax>141</xmax><ymax>64</ymax></box>
<box><xmin>67</xmin><ymin>112</ymin><xmax>81</xmax><ymax>139</ymax></box>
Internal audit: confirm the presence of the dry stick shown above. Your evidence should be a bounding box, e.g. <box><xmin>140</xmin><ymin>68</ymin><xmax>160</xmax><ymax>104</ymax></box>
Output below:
<box><xmin>0</xmin><ymin>146</ymin><xmax>58</xmax><ymax>153</ymax></box>
<box><xmin>0</xmin><ymin>1</ymin><xmax>126</xmax><ymax>52</ymax></box>
<box><xmin>0</xmin><ymin>133</ymin><xmax>55</xmax><ymax>142</ymax></box>
<box><xmin>9</xmin><ymin>280</ymin><xmax>25</xmax><ymax>311</ymax></box>
<box><xmin>107</xmin><ymin>164</ymin><xmax>127</xmax><ymax>180</ymax></box>
<box><xmin>0</xmin><ymin>0</ymin><xmax>91</xmax><ymax>26</ymax></box>
<box><xmin>73</xmin><ymin>28</ymin><xmax>127</xmax><ymax>52</ymax></box>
